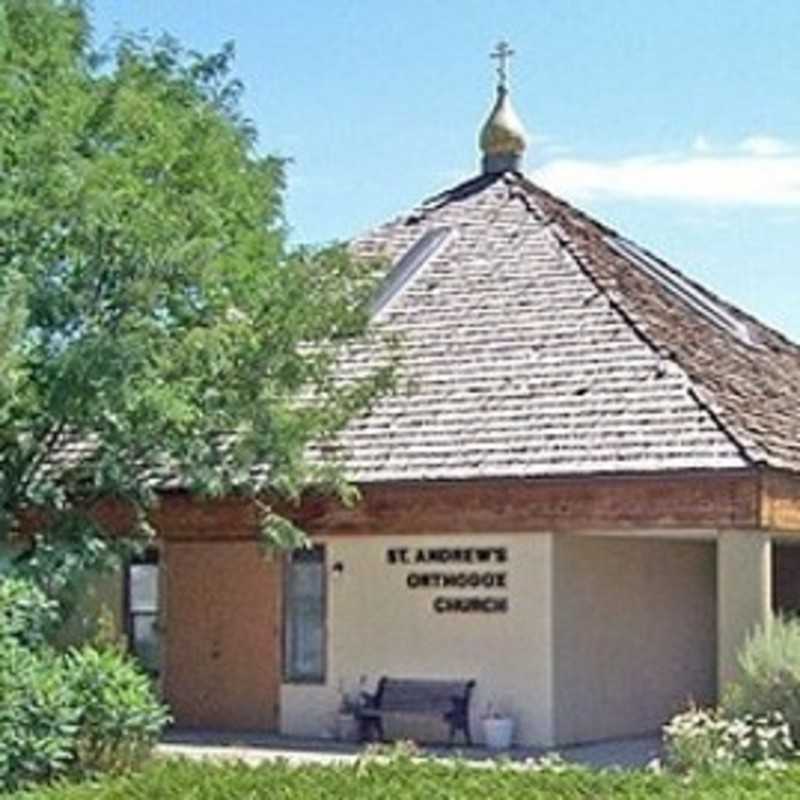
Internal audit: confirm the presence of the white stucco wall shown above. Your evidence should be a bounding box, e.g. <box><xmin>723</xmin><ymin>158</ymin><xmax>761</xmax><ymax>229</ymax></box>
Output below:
<box><xmin>717</xmin><ymin>530</ymin><xmax>771</xmax><ymax>690</ymax></box>
<box><xmin>553</xmin><ymin>535</ymin><xmax>717</xmax><ymax>744</ymax></box>
<box><xmin>281</xmin><ymin>533</ymin><xmax>555</xmax><ymax>746</ymax></box>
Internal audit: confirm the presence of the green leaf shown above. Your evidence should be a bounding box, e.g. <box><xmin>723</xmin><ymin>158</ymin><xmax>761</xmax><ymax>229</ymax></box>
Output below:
<box><xmin>0</xmin><ymin>0</ymin><xmax>394</xmax><ymax>595</ymax></box>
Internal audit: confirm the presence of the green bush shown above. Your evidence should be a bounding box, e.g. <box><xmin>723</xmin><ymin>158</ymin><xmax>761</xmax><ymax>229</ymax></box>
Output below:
<box><xmin>0</xmin><ymin>578</ymin><xmax>76</xmax><ymax>791</ymax></box>
<box><xmin>663</xmin><ymin>615</ymin><xmax>800</xmax><ymax>774</ymax></box>
<box><xmin>65</xmin><ymin>645</ymin><xmax>171</xmax><ymax>775</ymax></box>
<box><xmin>723</xmin><ymin>614</ymin><xmax>800</xmax><ymax>740</ymax></box>
<box><xmin>0</xmin><ymin>638</ymin><xmax>78</xmax><ymax>792</ymax></box>
<box><xmin>0</xmin><ymin>577</ymin><xmax>60</xmax><ymax>649</ymax></box>
<box><xmin>0</xmin><ymin>577</ymin><xmax>169</xmax><ymax>791</ymax></box>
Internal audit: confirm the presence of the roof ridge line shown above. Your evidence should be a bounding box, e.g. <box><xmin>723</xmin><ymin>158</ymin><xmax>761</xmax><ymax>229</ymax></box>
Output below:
<box><xmin>507</xmin><ymin>172</ymin><xmax>774</xmax><ymax>468</ymax></box>
<box><xmin>512</xmin><ymin>174</ymin><xmax>800</xmax><ymax>353</ymax></box>
<box><xmin>420</xmin><ymin>173</ymin><xmax>503</xmax><ymax>213</ymax></box>
<box><xmin>687</xmin><ymin>386</ymin><xmax>765</xmax><ymax>468</ymax></box>
<box><xmin>540</xmin><ymin>218</ymin><xmax>762</xmax><ymax>469</ymax></box>
<box><xmin>510</xmin><ymin>173</ymin><xmax>621</xmax><ymax>237</ymax></box>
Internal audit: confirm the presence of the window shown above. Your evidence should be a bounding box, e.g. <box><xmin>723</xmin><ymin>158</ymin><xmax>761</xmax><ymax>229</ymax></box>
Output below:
<box><xmin>370</xmin><ymin>227</ymin><xmax>453</xmax><ymax>315</ymax></box>
<box><xmin>283</xmin><ymin>546</ymin><xmax>326</xmax><ymax>683</ymax></box>
<box><xmin>605</xmin><ymin>236</ymin><xmax>759</xmax><ymax>346</ymax></box>
<box><xmin>125</xmin><ymin>550</ymin><xmax>160</xmax><ymax>676</ymax></box>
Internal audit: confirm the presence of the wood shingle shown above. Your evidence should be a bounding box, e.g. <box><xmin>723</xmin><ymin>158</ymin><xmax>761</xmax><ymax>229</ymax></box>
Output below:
<box><xmin>334</xmin><ymin>171</ymin><xmax>800</xmax><ymax>482</ymax></box>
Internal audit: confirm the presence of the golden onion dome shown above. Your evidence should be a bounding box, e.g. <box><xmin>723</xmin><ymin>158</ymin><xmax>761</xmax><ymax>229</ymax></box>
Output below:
<box><xmin>478</xmin><ymin>41</ymin><xmax>529</xmax><ymax>175</ymax></box>
<box><xmin>479</xmin><ymin>86</ymin><xmax>528</xmax><ymax>159</ymax></box>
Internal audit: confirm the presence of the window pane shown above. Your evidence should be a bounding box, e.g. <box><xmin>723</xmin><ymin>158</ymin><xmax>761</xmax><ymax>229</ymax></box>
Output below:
<box><xmin>132</xmin><ymin>612</ymin><xmax>160</xmax><ymax>675</ymax></box>
<box><xmin>285</xmin><ymin>547</ymin><xmax>325</xmax><ymax>682</ymax></box>
<box><xmin>129</xmin><ymin>564</ymin><xmax>158</xmax><ymax>613</ymax></box>
<box><xmin>127</xmin><ymin>555</ymin><xmax>160</xmax><ymax>676</ymax></box>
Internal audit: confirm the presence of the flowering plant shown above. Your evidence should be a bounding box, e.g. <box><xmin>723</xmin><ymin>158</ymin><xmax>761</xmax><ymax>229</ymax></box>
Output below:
<box><xmin>663</xmin><ymin>705</ymin><xmax>794</xmax><ymax>772</ymax></box>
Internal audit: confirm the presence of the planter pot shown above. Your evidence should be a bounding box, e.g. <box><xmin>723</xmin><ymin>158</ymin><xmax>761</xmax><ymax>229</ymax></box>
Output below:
<box><xmin>337</xmin><ymin>712</ymin><xmax>359</xmax><ymax>742</ymax></box>
<box><xmin>483</xmin><ymin>716</ymin><xmax>514</xmax><ymax>751</ymax></box>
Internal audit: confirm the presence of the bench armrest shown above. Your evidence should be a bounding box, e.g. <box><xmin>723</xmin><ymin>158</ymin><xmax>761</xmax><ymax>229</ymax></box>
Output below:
<box><xmin>449</xmin><ymin>694</ymin><xmax>470</xmax><ymax>714</ymax></box>
<box><xmin>359</xmin><ymin>689</ymin><xmax>380</xmax><ymax>709</ymax></box>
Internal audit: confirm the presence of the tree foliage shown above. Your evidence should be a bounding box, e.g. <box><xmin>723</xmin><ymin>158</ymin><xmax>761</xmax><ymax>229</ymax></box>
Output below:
<box><xmin>0</xmin><ymin>0</ymin><xmax>392</xmax><ymax>587</ymax></box>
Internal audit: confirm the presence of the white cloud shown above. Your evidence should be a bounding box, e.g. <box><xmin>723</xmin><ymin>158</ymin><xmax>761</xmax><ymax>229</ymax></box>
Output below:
<box><xmin>541</xmin><ymin>142</ymin><xmax>573</xmax><ymax>157</ymax></box>
<box><xmin>738</xmin><ymin>135</ymin><xmax>794</xmax><ymax>157</ymax></box>
<box><xmin>691</xmin><ymin>134</ymin><xmax>712</xmax><ymax>153</ymax></box>
<box><xmin>526</xmin><ymin>132</ymin><xmax>572</xmax><ymax>158</ymax></box>
<box><xmin>532</xmin><ymin>135</ymin><xmax>800</xmax><ymax>207</ymax></box>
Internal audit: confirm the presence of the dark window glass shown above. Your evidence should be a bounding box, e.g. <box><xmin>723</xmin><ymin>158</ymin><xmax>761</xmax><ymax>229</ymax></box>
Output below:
<box><xmin>283</xmin><ymin>546</ymin><xmax>326</xmax><ymax>683</ymax></box>
<box><xmin>126</xmin><ymin>552</ymin><xmax>160</xmax><ymax>676</ymax></box>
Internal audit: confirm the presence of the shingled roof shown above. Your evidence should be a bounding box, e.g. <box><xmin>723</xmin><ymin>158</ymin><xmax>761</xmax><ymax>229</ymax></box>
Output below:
<box><xmin>335</xmin><ymin>170</ymin><xmax>800</xmax><ymax>483</ymax></box>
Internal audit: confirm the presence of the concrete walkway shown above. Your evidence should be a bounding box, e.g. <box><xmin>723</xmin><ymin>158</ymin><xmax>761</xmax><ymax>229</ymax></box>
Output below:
<box><xmin>158</xmin><ymin>731</ymin><xmax>662</xmax><ymax>770</ymax></box>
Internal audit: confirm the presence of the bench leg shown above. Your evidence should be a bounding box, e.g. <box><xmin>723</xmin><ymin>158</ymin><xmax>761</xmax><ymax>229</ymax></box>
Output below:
<box><xmin>446</xmin><ymin>715</ymin><xmax>472</xmax><ymax>747</ymax></box>
<box><xmin>358</xmin><ymin>716</ymin><xmax>385</xmax><ymax>743</ymax></box>
<box><xmin>463</xmin><ymin>717</ymin><xmax>472</xmax><ymax>747</ymax></box>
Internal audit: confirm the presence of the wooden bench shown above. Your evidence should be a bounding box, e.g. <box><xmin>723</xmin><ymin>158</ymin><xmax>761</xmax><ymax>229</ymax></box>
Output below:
<box><xmin>355</xmin><ymin>677</ymin><xmax>476</xmax><ymax>745</ymax></box>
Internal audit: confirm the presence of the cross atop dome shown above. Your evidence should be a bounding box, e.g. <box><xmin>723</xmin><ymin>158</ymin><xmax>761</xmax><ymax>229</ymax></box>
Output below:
<box><xmin>490</xmin><ymin>40</ymin><xmax>514</xmax><ymax>90</ymax></box>
<box><xmin>479</xmin><ymin>40</ymin><xmax>529</xmax><ymax>175</ymax></box>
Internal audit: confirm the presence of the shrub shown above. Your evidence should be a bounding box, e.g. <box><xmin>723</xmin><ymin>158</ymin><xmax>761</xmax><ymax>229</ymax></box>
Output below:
<box><xmin>0</xmin><ymin>576</ymin><xmax>169</xmax><ymax>790</ymax></box>
<box><xmin>0</xmin><ymin>577</ymin><xmax>60</xmax><ymax>649</ymax></box>
<box><xmin>722</xmin><ymin>614</ymin><xmax>800</xmax><ymax>740</ymax></box>
<box><xmin>64</xmin><ymin>645</ymin><xmax>171</xmax><ymax>775</ymax></box>
<box><xmin>663</xmin><ymin>705</ymin><xmax>794</xmax><ymax>772</ymax></box>
<box><xmin>0</xmin><ymin>638</ymin><xmax>78</xmax><ymax>792</ymax></box>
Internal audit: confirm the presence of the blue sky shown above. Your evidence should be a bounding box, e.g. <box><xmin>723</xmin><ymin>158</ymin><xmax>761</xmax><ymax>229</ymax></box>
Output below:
<box><xmin>91</xmin><ymin>1</ymin><xmax>800</xmax><ymax>341</ymax></box>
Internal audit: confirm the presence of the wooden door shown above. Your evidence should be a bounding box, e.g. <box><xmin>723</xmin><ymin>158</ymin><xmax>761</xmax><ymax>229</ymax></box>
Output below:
<box><xmin>163</xmin><ymin>541</ymin><xmax>281</xmax><ymax>731</ymax></box>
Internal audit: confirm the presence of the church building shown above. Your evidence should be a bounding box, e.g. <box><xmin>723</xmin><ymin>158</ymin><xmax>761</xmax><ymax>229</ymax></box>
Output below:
<box><xmin>111</xmin><ymin>45</ymin><xmax>800</xmax><ymax>748</ymax></box>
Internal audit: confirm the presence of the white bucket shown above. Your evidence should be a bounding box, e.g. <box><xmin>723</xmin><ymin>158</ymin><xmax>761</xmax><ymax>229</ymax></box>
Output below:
<box><xmin>483</xmin><ymin>717</ymin><xmax>514</xmax><ymax>751</ymax></box>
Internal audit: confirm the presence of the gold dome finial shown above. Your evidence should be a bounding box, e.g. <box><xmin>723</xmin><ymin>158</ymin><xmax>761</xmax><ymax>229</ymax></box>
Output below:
<box><xmin>479</xmin><ymin>41</ymin><xmax>528</xmax><ymax>174</ymax></box>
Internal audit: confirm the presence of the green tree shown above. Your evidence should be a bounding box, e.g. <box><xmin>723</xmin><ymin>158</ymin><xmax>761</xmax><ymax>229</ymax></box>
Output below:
<box><xmin>0</xmin><ymin>0</ymin><xmax>392</xmax><ymax>599</ymax></box>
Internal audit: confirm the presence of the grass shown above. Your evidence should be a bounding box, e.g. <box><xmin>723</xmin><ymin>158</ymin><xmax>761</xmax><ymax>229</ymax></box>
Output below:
<box><xmin>9</xmin><ymin>754</ymin><xmax>800</xmax><ymax>800</ymax></box>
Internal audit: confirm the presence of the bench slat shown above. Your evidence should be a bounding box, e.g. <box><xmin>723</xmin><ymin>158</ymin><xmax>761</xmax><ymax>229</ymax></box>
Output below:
<box><xmin>375</xmin><ymin>678</ymin><xmax>473</xmax><ymax>713</ymax></box>
<box><xmin>357</xmin><ymin>676</ymin><xmax>475</xmax><ymax>744</ymax></box>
